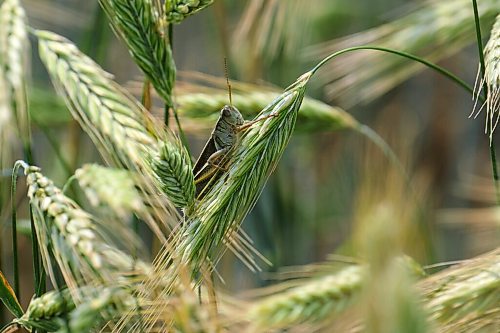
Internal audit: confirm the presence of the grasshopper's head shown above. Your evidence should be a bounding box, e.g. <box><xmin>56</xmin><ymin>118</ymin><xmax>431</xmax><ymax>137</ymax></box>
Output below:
<box><xmin>221</xmin><ymin>105</ymin><xmax>244</xmax><ymax>126</ymax></box>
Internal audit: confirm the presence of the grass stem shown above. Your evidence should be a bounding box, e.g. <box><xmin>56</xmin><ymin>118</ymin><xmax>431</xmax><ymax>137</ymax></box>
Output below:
<box><xmin>311</xmin><ymin>46</ymin><xmax>475</xmax><ymax>98</ymax></box>
<box><xmin>471</xmin><ymin>0</ymin><xmax>500</xmax><ymax>204</ymax></box>
<box><xmin>10</xmin><ymin>162</ymin><xmax>22</xmax><ymax>299</ymax></box>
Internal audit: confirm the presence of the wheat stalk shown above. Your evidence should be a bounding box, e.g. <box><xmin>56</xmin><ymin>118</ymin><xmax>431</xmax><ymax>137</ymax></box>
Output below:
<box><xmin>35</xmin><ymin>30</ymin><xmax>190</xmax><ymax>232</ymax></box>
<box><xmin>245</xmin><ymin>265</ymin><xmax>365</xmax><ymax>330</ymax></box>
<box><xmin>36</xmin><ymin>30</ymin><xmax>156</xmax><ymax>168</ymax></box>
<box><xmin>306</xmin><ymin>0</ymin><xmax>500</xmax><ymax>106</ymax></box>
<box><xmin>176</xmin><ymin>71</ymin><xmax>312</xmax><ymax>274</ymax></box>
<box><xmin>24</xmin><ymin>164</ymin><xmax>150</xmax><ymax>289</ymax></box>
<box><xmin>59</xmin><ymin>287</ymin><xmax>136</xmax><ymax>333</ymax></box>
<box><xmin>420</xmin><ymin>248</ymin><xmax>500</xmax><ymax>329</ymax></box>
<box><xmin>0</xmin><ymin>0</ymin><xmax>30</xmax><ymax>142</ymax></box>
<box><xmin>165</xmin><ymin>0</ymin><xmax>214</xmax><ymax>24</ymax></box>
<box><xmin>15</xmin><ymin>288</ymin><xmax>75</xmax><ymax>331</ymax></box>
<box><xmin>150</xmin><ymin>139</ymin><xmax>195</xmax><ymax>208</ymax></box>
<box><xmin>15</xmin><ymin>287</ymin><xmax>138</xmax><ymax>333</ymax></box>
<box><xmin>173</xmin><ymin>75</ymin><xmax>357</xmax><ymax>133</ymax></box>
<box><xmin>99</xmin><ymin>0</ymin><xmax>176</xmax><ymax>106</ymax></box>
<box><xmin>481</xmin><ymin>14</ymin><xmax>500</xmax><ymax>143</ymax></box>
<box><xmin>75</xmin><ymin>164</ymin><xmax>145</xmax><ymax>217</ymax></box>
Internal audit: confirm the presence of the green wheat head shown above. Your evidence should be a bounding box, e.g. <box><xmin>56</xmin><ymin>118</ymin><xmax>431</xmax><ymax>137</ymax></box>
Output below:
<box><xmin>99</xmin><ymin>0</ymin><xmax>176</xmax><ymax>106</ymax></box>
<box><xmin>75</xmin><ymin>164</ymin><xmax>145</xmax><ymax>217</ymax></box>
<box><xmin>24</xmin><ymin>164</ymin><xmax>151</xmax><ymax>288</ymax></box>
<box><xmin>36</xmin><ymin>29</ymin><xmax>192</xmax><ymax>217</ymax></box>
<box><xmin>0</xmin><ymin>0</ymin><xmax>30</xmax><ymax>142</ymax></box>
<box><xmin>175</xmin><ymin>72</ymin><xmax>313</xmax><ymax>274</ymax></box>
<box><xmin>245</xmin><ymin>265</ymin><xmax>365</xmax><ymax>330</ymax></box>
<box><xmin>165</xmin><ymin>0</ymin><xmax>214</xmax><ymax>24</ymax></box>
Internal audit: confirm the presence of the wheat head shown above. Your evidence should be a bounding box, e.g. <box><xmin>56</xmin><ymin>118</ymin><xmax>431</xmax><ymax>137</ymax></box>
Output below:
<box><xmin>99</xmin><ymin>0</ymin><xmax>176</xmax><ymax>106</ymax></box>
<box><xmin>176</xmin><ymin>71</ymin><xmax>312</xmax><ymax>275</ymax></box>
<box><xmin>482</xmin><ymin>14</ymin><xmax>500</xmax><ymax>143</ymax></box>
<box><xmin>0</xmin><ymin>0</ymin><xmax>30</xmax><ymax>142</ymax></box>
<box><xmin>165</xmin><ymin>0</ymin><xmax>214</xmax><ymax>24</ymax></box>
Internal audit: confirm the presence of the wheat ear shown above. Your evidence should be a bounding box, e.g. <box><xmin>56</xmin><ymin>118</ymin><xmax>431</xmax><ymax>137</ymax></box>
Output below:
<box><xmin>420</xmin><ymin>248</ymin><xmax>500</xmax><ymax>330</ymax></box>
<box><xmin>246</xmin><ymin>265</ymin><xmax>365</xmax><ymax>330</ymax></box>
<box><xmin>75</xmin><ymin>164</ymin><xmax>145</xmax><ymax>217</ymax></box>
<box><xmin>150</xmin><ymin>139</ymin><xmax>195</xmax><ymax>208</ymax></box>
<box><xmin>0</xmin><ymin>0</ymin><xmax>30</xmax><ymax>142</ymax></box>
<box><xmin>36</xmin><ymin>30</ymin><xmax>189</xmax><ymax>229</ymax></box>
<box><xmin>25</xmin><ymin>164</ymin><xmax>150</xmax><ymax>288</ymax></box>
<box><xmin>176</xmin><ymin>71</ymin><xmax>312</xmax><ymax>274</ymax></box>
<box><xmin>175</xmin><ymin>87</ymin><xmax>357</xmax><ymax>133</ymax></box>
<box><xmin>482</xmin><ymin>14</ymin><xmax>500</xmax><ymax>143</ymax></box>
<box><xmin>36</xmin><ymin>30</ymin><xmax>155</xmax><ymax>167</ymax></box>
<box><xmin>165</xmin><ymin>0</ymin><xmax>214</xmax><ymax>24</ymax></box>
<box><xmin>99</xmin><ymin>0</ymin><xmax>176</xmax><ymax>106</ymax></box>
<box><xmin>15</xmin><ymin>288</ymin><xmax>75</xmax><ymax>332</ymax></box>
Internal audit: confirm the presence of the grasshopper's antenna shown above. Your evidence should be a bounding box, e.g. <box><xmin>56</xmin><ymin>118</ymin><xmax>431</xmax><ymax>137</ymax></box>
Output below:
<box><xmin>224</xmin><ymin>58</ymin><xmax>233</xmax><ymax>106</ymax></box>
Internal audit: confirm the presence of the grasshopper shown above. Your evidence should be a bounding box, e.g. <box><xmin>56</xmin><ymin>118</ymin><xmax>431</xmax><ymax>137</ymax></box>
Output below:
<box><xmin>193</xmin><ymin>60</ymin><xmax>276</xmax><ymax>198</ymax></box>
<box><xmin>193</xmin><ymin>105</ymin><xmax>273</xmax><ymax>198</ymax></box>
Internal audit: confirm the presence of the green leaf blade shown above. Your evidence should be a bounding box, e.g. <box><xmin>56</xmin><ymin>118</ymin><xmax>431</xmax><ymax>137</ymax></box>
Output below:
<box><xmin>0</xmin><ymin>270</ymin><xmax>23</xmax><ymax>318</ymax></box>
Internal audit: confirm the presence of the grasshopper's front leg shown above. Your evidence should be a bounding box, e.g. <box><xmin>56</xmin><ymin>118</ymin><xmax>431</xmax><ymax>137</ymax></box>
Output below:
<box><xmin>236</xmin><ymin>113</ymin><xmax>276</xmax><ymax>132</ymax></box>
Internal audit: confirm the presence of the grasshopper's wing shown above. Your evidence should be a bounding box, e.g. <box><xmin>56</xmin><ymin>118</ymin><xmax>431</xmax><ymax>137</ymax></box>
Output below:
<box><xmin>193</xmin><ymin>137</ymin><xmax>217</xmax><ymax>176</ymax></box>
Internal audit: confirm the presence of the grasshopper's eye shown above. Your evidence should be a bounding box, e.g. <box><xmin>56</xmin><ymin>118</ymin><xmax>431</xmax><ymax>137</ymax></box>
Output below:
<box><xmin>222</xmin><ymin>107</ymin><xmax>232</xmax><ymax>117</ymax></box>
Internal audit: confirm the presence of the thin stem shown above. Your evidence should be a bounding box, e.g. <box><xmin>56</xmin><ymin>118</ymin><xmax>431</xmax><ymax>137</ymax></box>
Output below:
<box><xmin>10</xmin><ymin>162</ymin><xmax>23</xmax><ymax>299</ymax></box>
<box><xmin>166</xmin><ymin>23</ymin><xmax>192</xmax><ymax>156</ymax></box>
<box><xmin>311</xmin><ymin>46</ymin><xmax>475</xmax><ymax>99</ymax></box>
<box><xmin>471</xmin><ymin>0</ymin><xmax>500</xmax><ymax>204</ymax></box>
<box><xmin>165</xmin><ymin>23</ymin><xmax>173</xmax><ymax>128</ymax></box>
<box><xmin>30</xmin><ymin>206</ymin><xmax>42</xmax><ymax>297</ymax></box>
<box><xmin>356</xmin><ymin>124</ymin><xmax>407</xmax><ymax>180</ymax></box>
<box><xmin>40</xmin><ymin>127</ymin><xmax>72</xmax><ymax>178</ymax></box>
<box><xmin>141</xmin><ymin>79</ymin><xmax>152</xmax><ymax>111</ymax></box>
<box><xmin>0</xmin><ymin>322</ymin><xmax>19</xmax><ymax>333</ymax></box>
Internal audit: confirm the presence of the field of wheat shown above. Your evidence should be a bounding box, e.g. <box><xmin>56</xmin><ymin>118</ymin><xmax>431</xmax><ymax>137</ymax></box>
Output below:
<box><xmin>0</xmin><ymin>0</ymin><xmax>499</xmax><ymax>332</ymax></box>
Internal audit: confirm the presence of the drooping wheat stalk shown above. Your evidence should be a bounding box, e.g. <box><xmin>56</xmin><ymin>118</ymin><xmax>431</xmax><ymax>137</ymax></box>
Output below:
<box><xmin>99</xmin><ymin>0</ymin><xmax>176</xmax><ymax>107</ymax></box>
<box><xmin>24</xmin><ymin>164</ymin><xmax>150</xmax><ymax>288</ymax></box>
<box><xmin>171</xmin><ymin>72</ymin><xmax>357</xmax><ymax>133</ymax></box>
<box><xmin>0</xmin><ymin>0</ymin><xmax>31</xmax><ymax>149</ymax></box>
<box><xmin>177</xmin><ymin>90</ymin><xmax>357</xmax><ymax>132</ymax></box>
<box><xmin>306</xmin><ymin>0</ymin><xmax>500</xmax><ymax>106</ymax></box>
<box><xmin>36</xmin><ymin>30</ymin><xmax>156</xmax><ymax>167</ymax></box>
<box><xmin>75</xmin><ymin>164</ymin><xmax>145</xmax><ymax>218</ymax></box>
<box><xmin>36</xmin><ymin>30</ymin><xmax>191</xmax><ymax>224</ymax></box>
<box><xmin>245</xmin><ymin>265</ymin><xmax>365</xmax><ymax>330</ymax></box>
<box><xmin>165</xmin><ymin>0</ymin><xmax>214</xmax><ymax>24</ymax></box>
<box><xmin>125</xmin><ymin>72</ymin><xmax>358</xmax><ymax>133</ymax></box>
